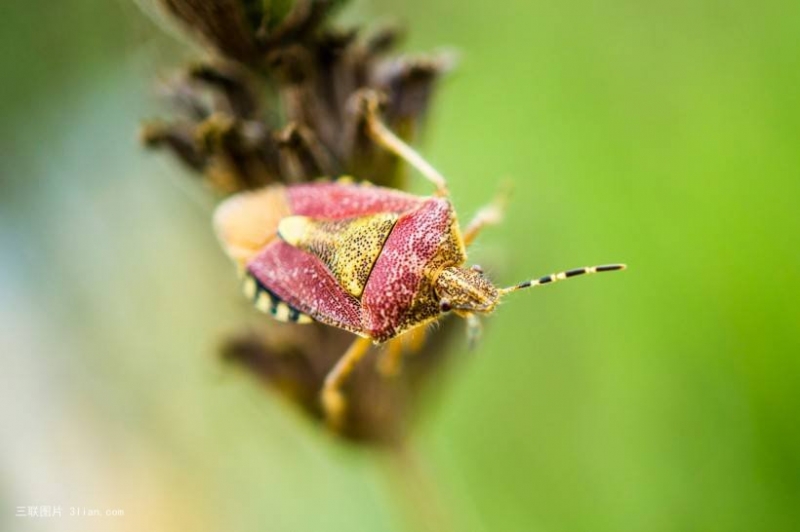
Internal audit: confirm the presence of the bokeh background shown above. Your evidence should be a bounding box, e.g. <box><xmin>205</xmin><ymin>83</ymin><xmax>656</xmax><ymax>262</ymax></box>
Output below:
<box><xmin>2</xmin><ymin>1</ymin><xmax>799</xmax><ymax>531</ymax></box>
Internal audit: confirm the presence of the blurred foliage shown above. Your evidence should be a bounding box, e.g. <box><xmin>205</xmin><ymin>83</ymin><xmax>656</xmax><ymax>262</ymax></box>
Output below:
<box><xmin>1</xmin><ymin>1</ymin><xmax>799</xmax><ymax>532</ymax></box>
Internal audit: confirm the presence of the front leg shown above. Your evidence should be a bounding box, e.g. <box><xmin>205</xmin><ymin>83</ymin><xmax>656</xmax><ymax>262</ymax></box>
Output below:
<box><xmin>463</xmin><ymin>188</ymin><xmax>509</xmax><ymax>246</ymax></box>
<box><xmin>354</xmin><ymin>90</ymin><xmax>450</xmax><ymax>196</ymax></box>
<box><xmin>376</xmin><ymin>327</ymin><xmax>427</xmax><ymax>377</ymax></box>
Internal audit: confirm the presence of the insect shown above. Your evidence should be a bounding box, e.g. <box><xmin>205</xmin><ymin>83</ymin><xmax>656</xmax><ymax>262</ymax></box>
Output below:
<box><xmin>214</xmin><ymin>94</ymin><xmax>626</xmax><ymax>429</ymax></box>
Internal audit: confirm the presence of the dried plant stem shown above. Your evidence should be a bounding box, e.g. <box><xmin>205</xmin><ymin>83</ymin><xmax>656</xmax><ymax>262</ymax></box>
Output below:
<box><xmin>379</xmin><ymin>443</ymin><xmax>455</xmax><ymax>532</ymax></box>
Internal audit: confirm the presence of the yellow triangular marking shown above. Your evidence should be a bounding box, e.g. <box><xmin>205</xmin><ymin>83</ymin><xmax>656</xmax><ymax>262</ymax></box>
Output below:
<box><xmin>278</xmin><ymin>213</ymin><xmax>399</xmax><ymax>298</ymax></box>
<box><xmin>277</xmin><ymin>216</ymin><xmax>312</xmax><ymax>246</ymax></box>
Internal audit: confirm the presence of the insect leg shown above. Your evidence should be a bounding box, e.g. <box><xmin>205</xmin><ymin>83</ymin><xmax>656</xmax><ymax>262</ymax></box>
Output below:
<box><xmin>321</xmin><ymin>336</ymin><xmax>374</xmax><ymax>431</ymax></box>
<box><xmin>403</xmin><ymin>326</ymin><xmax>427</xmax><ymax>354</ymax></box>
<box><xmin>377</xmin><ymin>327</ymin><xmax>428</xmax><ymax>376</ymax></box>
<box><xmin>464</xmin><ymin>312</ymin><xmax>483</xmax><ymax>350</ymax></box>
<box><xmin>357</xmin><ymin>90</ymin><xmax>449</xmax><ymax>196</ymax></box>
<box><xmin>377</xmin><ymin>337</ymin><xmax>405</xmax><ymax>376</ymax></box>
<box><xmin>463</xmin><ymin>187</ymin><xmax>511</xmax><ymax>246</ymax></box>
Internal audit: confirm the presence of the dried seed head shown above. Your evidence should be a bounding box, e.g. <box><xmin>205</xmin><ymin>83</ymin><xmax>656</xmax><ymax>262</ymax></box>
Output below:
<box><xmin>141</xmin><ymin>0</ymin><xmax>451</xmax><ymax>192</ymax></box>
<box><xmin>160</xmin><ymin>0</ymin><xmax>260</xmax><ymax>62</ymax></box>
<box><xmin>221</xmin><ymin>319</ymin><xmax>459</xmax><ymax>445</ymax></box>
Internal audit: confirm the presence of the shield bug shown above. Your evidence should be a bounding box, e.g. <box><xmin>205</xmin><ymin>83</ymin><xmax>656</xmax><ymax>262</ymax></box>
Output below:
<box><xmin>214</xmin><ymin>93</ymin><xmax>626</xmax><ymax>429</ymax></box>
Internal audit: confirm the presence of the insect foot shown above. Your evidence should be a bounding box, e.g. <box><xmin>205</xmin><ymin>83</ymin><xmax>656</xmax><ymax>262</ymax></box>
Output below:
<box><xmin>321</xmin><ymin>388</ymin><xmax>346</xmax><ymax>432</ymax></box>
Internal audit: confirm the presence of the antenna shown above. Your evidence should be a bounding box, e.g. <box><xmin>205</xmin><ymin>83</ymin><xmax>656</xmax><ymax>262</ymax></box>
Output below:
<box><xmin>499</xmin><ymin>264</ymin><xmax>627</xmax><ymax>295</ymax></box>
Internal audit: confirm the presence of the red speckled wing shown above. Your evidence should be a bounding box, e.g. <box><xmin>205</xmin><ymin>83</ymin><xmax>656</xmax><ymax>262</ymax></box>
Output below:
<box><xmin>287</xmin><ymin>182</ymin><xmax>423</xmax><ymax>219</ymax></box>
<box><xmin>247</xmin><ymin>240</ymin><xmax>364</xmax><ymax>335</ymax></box>
<box><xmin>362</xmin><ymin>198</ymin><xmax>461</xmax><ymax>341</ymax></box>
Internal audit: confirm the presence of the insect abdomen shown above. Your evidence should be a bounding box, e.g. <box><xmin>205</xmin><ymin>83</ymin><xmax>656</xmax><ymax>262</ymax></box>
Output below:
<box><xmin>242</xmin><ymin>272</ymin><xmax>313</xmax><ymax>324</ymax></box>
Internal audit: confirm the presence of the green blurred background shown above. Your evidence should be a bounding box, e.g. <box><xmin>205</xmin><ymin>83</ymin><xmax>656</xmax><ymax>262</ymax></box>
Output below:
<box><xmin>2</xmin><ymin>1</ymin><xmax>799</xmax><ymax>531</ymax></box>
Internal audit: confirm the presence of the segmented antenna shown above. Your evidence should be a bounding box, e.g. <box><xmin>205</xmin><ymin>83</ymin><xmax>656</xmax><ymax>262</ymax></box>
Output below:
<box><xmin>499</xmin><ymin>264</ymin><xmax>627</xmax><ymax>295</ymax></box>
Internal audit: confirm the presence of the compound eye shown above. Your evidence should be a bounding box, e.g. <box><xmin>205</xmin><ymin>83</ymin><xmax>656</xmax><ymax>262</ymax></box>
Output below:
<box><xmin>439</xmin><ymin>300</ymin><xmax>452</xmax><ymax>313</ymax></box>
<box><xmin>470</xmin><ymin>264</ymin><xmax>484</xmax><ymax>274</ymax></box>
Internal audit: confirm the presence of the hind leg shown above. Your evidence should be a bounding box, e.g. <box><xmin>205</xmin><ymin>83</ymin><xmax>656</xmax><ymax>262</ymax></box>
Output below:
<box><xmin>320</xmin><ymin>337</ymin><xmax>373</xmax><ymax>431</ymax></box>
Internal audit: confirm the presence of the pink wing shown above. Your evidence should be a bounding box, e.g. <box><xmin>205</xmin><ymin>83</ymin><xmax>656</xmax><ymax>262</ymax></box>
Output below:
<box><xmin>247</xmin><ymin>241</ymin><xmax>364</xmax><ymax>335</ymax></box>
<box><xmin>287</xmin><ymin>182</ymin><xmax>423</xmax><ymax>219</ymax></box>
<box><xmin>362</xmin><ymin>198</ymin><xmax>456</xmax><ymax>341</ymax></box>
